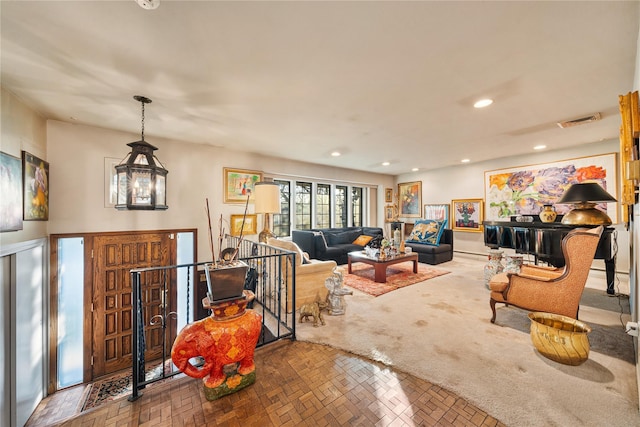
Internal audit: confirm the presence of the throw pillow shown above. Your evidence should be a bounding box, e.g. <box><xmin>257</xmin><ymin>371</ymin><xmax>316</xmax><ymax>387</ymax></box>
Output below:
<box><xmin>352</xmin><ymin>235</ymin><xmax>374</xmax><ymax>246</ymax></box>
<box><xmin>407</xmin><ymin>219</ymin><xmax>447</xmax><ymax>246</ymax></box>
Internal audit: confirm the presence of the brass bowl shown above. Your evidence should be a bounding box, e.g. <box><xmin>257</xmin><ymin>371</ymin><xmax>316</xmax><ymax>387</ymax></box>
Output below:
<box><xmin>528</xmin><ymin>312</ymin><xmax>592</xmax><ymax>366</ymax></box>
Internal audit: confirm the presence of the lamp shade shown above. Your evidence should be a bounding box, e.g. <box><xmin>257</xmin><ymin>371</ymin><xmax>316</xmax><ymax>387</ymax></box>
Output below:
<box><xmin>254</xmin><ymin>182</ymin><xmax>280</xmax><ymax>214</ymax></box>
<box><xmin>555</xmin><ymin>182</ymin><xmax>616</xmax><ymax>225</ymax></box>
<box><xmin>556</xmin><ymin>182</ymin><xmax>616</xmax><ymax>204</ymax></box>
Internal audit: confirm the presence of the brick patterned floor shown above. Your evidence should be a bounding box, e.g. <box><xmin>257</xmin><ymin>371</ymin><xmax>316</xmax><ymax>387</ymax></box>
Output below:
<box><xmin>27</xmin><ymin>340</ymin><xmax>505</xmax><ymax>427</ymax></box>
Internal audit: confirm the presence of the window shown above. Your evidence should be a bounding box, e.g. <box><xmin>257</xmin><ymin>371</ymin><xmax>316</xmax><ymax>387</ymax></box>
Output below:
<box><xmin>352</xmin><ymin>187</ymin><xmax>363</xmax><ymax>227</ymax></box>
<box><xmin>316</xmin><ymin>184</ymin><xmax>331</xmax><ymax>229</ymax></box>
<box><xmin>335</xmin><ymin>185</ymin><xmax>347</xmax><ymax>228</ymax></box>
<box><xmin>273</xmin><ymin>180</ymin><xmax>291</xmax><ymax>237</ymax></box>
<box><xmin>268</xmin><ymin>179</ymin><xmax>368</xmax><ymax>233</ymax></box>
<box><xmin>295</xmin><ymin>182</ymin><xmax>312</xmax><ymax>230</ymax></box>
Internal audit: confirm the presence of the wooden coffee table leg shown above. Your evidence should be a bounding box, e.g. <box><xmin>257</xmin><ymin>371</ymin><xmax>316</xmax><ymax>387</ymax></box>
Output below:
<box><xmin>413</xmin><ymin>258</ymin><xmax>418</xmax><ymax>273</ymax></box>
<box><xmin>374</xmin><ymin>264</ymin><xmax>386</xmax><ymax>282</ymax></box>
<box><xmin>348</xmin><ymin>257</ymin><xmax>353</xmax><ymax>274</ymax></box>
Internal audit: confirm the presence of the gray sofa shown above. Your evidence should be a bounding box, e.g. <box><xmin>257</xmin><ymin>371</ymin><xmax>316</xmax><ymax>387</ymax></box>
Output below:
<box><xmin>292</xmin><ymin>226</ymin><xmax>384</xmax><ymax>265</ymax></box>
<box><xmin>405</xmin><ymin>228</ymin><xmax>454</xmax><ymax>265</ymax></box>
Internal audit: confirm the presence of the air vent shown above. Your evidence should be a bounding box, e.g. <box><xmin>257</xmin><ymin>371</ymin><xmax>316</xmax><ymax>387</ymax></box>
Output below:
<box><xmin>557</xmin><ymin>112</ymin><xmax>601</xmax><ymax>129</ymax></box>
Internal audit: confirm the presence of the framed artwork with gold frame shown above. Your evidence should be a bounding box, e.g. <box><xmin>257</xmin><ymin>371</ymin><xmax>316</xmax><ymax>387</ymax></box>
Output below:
<box><xmin>230</xmin><ymin>214</ymin><xmax>257</xmax><ymax>236</ymax></box>
<box><xmin>22</xmin><ymin>151</ymin><xmax>49</xmax><ymax>221</ymax></box>
<box><xmin>223</xmin><ymin>168</ymin><xmax>262</xmax><ymax>203</ymax></box>
<box><xmin>451</xmin><ymin>199</ymin><xmax>483</xmax><ymax>232</ymax></box>
<box><xmin>484</xmin><ymin>153</ymin><xmax>617</xmax><ymax>223</ymax></box>
<box><xmin>384</xmin><ymin>205</ymin><xmax>395</xmax><ymax>223</ymax></box>
<box><xmin>397</xmin><ymin>181</ymin><xmax>421</xmax><ymax>218</ymax></box>
<box><xmin>384</xmin><ymin>188</ymin><xmax>393</xmax><ymax>203</ymax></box>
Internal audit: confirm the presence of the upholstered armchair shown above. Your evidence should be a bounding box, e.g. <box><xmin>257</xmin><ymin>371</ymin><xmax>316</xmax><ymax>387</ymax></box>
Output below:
<box><xmin>489</xmin><ymin>226</ymin><xmax>603</xmax><ymax>323</ymax></box>
<box><xmin>267</xmin><ymin>238</ymin><xmax>337</xmax><ymax>313</ymax></box>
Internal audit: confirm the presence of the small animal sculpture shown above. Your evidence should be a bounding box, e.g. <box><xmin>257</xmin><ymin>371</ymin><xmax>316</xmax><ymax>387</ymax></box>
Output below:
<box><xmin>325</xmin><ymin>268</ymin><xmax>352</xmax><ymax>316</ymax></box>
<box><xmin>299</xmin><ymin>300</ymin><xmax>327</xmax><ymax>327</ymax></box>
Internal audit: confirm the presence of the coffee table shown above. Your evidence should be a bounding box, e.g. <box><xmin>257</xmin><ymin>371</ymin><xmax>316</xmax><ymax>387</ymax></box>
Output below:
<box><xmin>347</xmin><ymin>251</ymin><xmax>419</xmax><ymax>283</ymax></box>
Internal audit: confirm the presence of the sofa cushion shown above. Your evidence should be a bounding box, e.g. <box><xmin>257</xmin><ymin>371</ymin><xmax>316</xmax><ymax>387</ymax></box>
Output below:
<box><xmin>407</xmin><ymin>219</ymin><xmax>447</xmax><ymax>246</ymax></box>
<box><xmin>352</xmin><ymin>235</ymin><xmax>374</xmax><ymax>246</ymax></box>
<box><xmin>327</xmin><ymin>230</ymin><xmax>361</xmax><ymax>245</ymax></box>
<box><xmin>362</xmin><ymin>227</ymin><xmax>383</xmax><ymax>237</ymax></box>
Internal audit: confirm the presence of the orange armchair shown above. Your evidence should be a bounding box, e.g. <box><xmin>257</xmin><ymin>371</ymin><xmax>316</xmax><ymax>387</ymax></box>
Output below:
<box><xmin>489</xmin><ymin>226</ymin><xmax>603</xmax><ymax>323</ymax></box>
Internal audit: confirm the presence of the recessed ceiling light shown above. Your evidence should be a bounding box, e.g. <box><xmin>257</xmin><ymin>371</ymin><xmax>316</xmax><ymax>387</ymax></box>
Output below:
<box><xmin>382</xmin><ymin>161</ymin><xmax>390</xmax><ymax>166</ymax></box>
<box><xmin>533</xmin><ymin>145</ymin><xmax>547</xmax><ymax>150</ymax></box>
<box><xmin>461</xmin><ymin>159</ymin><xmax>470</xmax><ymax>163</ymax></box>
<box><xmin>411</xmin><ymin>168</ymin><xmax>419</xmax><ymax>172</ymax></box>
<box><xmin>331</xmin><ymin>151</ymin><xmax>341</xmax><ymax>157</ymax></box>
<box><xmin>474</xmin><ymin>99</ymin><xmax>493</xmax><ymax>108</ymax></box>
<box><xmin>135</xmin><ymin>0</ymin><xmax>160</xmax><ymax>10</ymax></box>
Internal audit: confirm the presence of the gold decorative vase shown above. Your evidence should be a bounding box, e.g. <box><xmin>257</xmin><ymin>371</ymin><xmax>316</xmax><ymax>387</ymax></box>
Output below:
<box><xmin>539</xmin><ymin>204</ymin><xmax>557</xmax><ymax>223</ymax></box>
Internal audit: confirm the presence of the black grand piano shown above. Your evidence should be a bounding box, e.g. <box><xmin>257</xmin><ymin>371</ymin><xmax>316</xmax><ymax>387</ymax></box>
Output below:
<box><xmin>483</xmin><ymin>220</ymin><xmax>616</xmax><ymax>294</ymax></box>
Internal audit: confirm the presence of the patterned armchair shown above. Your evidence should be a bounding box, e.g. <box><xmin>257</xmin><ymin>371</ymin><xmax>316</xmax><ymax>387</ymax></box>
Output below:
<box><xmin>489</xmin><ymin>226</ymin><xmax>603</xmax><ymax>323</ymax></box>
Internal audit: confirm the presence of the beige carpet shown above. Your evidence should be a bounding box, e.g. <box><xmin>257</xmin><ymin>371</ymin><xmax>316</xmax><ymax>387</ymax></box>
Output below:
<box><xmin>296</xmin><ymin>254</ymin><xmax>638</xmax><ymax>426</ymax></box>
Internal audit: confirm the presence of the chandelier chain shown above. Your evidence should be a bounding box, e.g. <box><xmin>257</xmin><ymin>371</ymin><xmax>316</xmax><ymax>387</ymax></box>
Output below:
<box><xmin>141</xmin><ymin>101</ymin><xmax>145</xmax><ymax>141</ymax></box>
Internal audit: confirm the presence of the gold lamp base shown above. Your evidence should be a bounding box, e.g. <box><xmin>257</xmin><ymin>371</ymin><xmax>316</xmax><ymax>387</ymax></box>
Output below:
<box><xmin>561</xmin><ymin>202</ymin><xmax>612</xmax><ymax>225</ymax></box>
<box><xmin>258</xmin><ymin>228</ymin><xmax>275</xmax><ymax>243</ymax></box>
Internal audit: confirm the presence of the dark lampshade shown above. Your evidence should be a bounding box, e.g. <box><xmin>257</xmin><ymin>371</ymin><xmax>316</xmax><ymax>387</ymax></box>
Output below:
<box><xmin>556</xmin><ymin>182</ymin><xmax>617</xmax><ymax>204</ymax></box>
<box><xmin>555</xmin><ymin>182</ymin><xmax>616</xmax><ymax>225</ymax></box>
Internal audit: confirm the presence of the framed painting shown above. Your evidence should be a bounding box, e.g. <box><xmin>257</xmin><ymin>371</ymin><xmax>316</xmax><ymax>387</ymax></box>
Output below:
<box><xmin>424</xmin><ymin>204</ymin><xmax>450</xmax><ymax>225</ymax></box>
<box><xmin>484</xmin><ymin>153</ymin><xmax>618</xmax><ymax>223</ymax></box>
<box><xmin>451</xmin><ymin>199</ymin><xmax>483</xmax><ymax>232</ymax></box>
<box><xmin>398</xmin><ymin>181</ymin><xmax>422</xmax><ymax>218</ymax></box>
<box><xmin>230</xmin><ymin>214</ymin><xmax>257</xmax><ymax>236</ymax></box>
<box><xmin>384</xmin><ymin>205</ymin><xmax>395</xmax><ymax>223</ymax></box>
<box><xmin>0</xmin><ymin>152</ymin><xmax>23</xmax><ymax>232</ymax></box>
<box><xmin>384</xmin><ymin>188</ymin><xmax>393</xmax><ymax>203</ymax></box>
<box><xmin>224</xmin><ymin>168</ymin><xmax>263</xmax><ymax>203</ymax></box>
<box><xmin>22</xmin><ymin>151</ymin><xmax>49</xmax><ymax>221</ymax></box>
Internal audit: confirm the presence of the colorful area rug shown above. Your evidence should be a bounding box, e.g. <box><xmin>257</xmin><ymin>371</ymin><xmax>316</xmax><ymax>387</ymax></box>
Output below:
<box><xmin>341</xmin><ymin>262</ymin><xmax>450</xmax><ymax>297</ymax></box>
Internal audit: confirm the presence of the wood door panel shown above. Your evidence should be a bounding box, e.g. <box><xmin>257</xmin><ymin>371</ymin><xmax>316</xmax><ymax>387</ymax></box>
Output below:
<box><xmin>92</xmin><ymin>232</ymin><xmax>174</xmax><ymax>378</ymax></box>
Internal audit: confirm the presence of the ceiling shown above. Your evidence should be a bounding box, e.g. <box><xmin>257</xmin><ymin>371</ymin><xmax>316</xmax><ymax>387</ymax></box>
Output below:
<box><xmin>1</xmin><ymin>1</ymin><xmax>638</xmax><ymax>175</ymax></box>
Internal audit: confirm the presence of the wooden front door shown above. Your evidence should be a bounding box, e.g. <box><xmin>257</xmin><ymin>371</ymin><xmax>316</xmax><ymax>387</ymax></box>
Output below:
<box><xmin>92</xmin><ymin>232</ymin><xmax>175</xmax><ymax>378</ymax></box>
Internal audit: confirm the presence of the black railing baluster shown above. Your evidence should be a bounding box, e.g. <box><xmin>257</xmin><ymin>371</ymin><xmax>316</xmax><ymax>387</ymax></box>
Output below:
<box><xmin>127</xmin><ymin>238</ymin><xmax>295</xmax><ymax>401</ymax></box>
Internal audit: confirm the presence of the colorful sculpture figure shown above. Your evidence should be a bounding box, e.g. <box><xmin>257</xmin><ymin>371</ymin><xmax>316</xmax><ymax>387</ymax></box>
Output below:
<box><xmin>171</xmin><ymin>292</ymin><xmax>262</xmax><ymax>400</ymax></box>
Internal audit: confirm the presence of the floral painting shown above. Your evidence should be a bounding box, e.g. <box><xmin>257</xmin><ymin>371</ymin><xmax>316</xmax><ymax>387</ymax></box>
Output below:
<box><xmin>484</xmin><ymin>153</ymin><xmax>618</xmax><ymax>222</ymax></box>
<box><xmin>22</xmin><ymin>151</ymin><xmax>49</xmax><ymax>221</ymax></box>
<box><xmin>451</xmin><ymin>199</ymin><xmax>483</xmax><ymax>232</ymax></box>
<box><xmin>398</xmin><ymin>181</ymin><xmax>421</xmax><ymax>218</ymax></box>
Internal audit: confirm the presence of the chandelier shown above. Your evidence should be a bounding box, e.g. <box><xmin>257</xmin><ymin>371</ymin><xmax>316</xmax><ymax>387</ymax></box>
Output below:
<box><xmin>115</xmin><ymin>96</ymin><xmax>168</xmax><ymax>210</ymax></box>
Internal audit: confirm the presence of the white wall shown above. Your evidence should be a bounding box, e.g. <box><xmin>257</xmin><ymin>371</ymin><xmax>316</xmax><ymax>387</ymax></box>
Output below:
<box><xmin>0</xmin><ymin>87</ymin><xmax>48</xmax><ymax>246</ymax></box>
<box><xmin>0</xmin><ymin>88</ymin><xmax>49</xmax><ymax>427</ymax></box>
<box><xmin>396</xmin><ymin>139</ymin><xmax>630</xmax><ymax>272</ymax></box>
<box><xmin>46</xmin><ymin>120</ymin><xmax>395</xmax><ymax>262</ymax></box>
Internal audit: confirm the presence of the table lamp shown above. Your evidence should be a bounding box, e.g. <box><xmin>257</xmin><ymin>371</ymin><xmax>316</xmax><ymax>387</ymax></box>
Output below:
<box><xmin>254</xmin><ymin>182</ymin><xmax>281</xmax><ymax>242</ymax></box>
<box><xmin>555</xmin><ymin>182</ymin><xmax>616</xmax><ymax>225</ymax></box>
